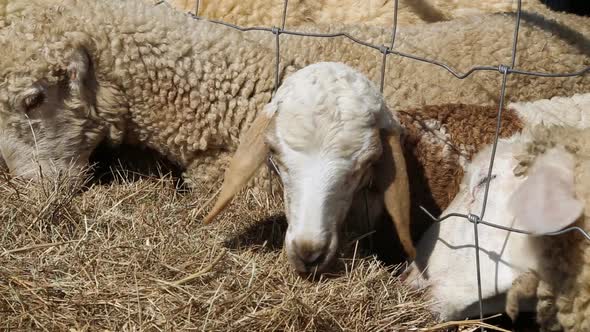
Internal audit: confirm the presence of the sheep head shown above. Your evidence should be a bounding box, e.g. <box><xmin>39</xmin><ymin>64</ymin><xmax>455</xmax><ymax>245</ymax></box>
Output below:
<box><xmin>0</xmin><ymin>28</ymin><xmax>112</xmax><ymax>181</ymax></box>
<box><xmin>204</xmin><ymin>62</ymin><xmax>414</xmax><ymax>274</ymax></box>
<box><xmin>402</xmin><ymin>130</ymin><xmax>584</xmax><ymax>320</ymax></box>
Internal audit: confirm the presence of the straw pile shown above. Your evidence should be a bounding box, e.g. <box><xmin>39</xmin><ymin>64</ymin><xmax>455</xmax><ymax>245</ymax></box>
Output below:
<box><xmin>0</xmin><ymin>154</ymin><xmax>443</xmax><ymax>331</ymax></box>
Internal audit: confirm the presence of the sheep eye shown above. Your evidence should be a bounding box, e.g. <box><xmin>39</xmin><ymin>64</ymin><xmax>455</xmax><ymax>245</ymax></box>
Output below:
<box><xmin>476</xmin><ymin>174</ymin><xmax>497</xmax><ymax>188</ymax></box>
<box><xmin>22</xmin><ymin>92</ymin><xmax>45</xmax><ymax>112</ymax></box>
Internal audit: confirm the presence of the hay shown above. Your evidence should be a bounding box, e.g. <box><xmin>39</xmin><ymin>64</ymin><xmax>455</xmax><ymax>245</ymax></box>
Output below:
<box><xmin>0</xmin><ymin>165</ymin><xmax>497</xmax><ymax>331</ymax></box>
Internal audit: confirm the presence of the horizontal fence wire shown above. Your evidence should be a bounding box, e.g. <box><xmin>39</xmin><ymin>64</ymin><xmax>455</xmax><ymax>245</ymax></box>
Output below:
<box><xmin>420</xmin><ymin>207</ymin><xmax>590</xmax><ymax>241</ymax></box>
<box><xmin>183</xmin><ymin>13</ymin><xmax>589</xmax><ymax>79</ymax></box>
<box><xmin>166</xmin><ymin>0</ymin><xmax>590</xmax><ymax>328</ymax></box>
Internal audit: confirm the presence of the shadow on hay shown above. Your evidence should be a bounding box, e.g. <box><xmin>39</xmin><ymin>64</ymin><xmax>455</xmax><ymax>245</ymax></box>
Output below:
<box><xmin>223</xmin><ymin>213</ymin><xmax>288</xmax><ymax>251</ymax></box>
<box><xmin>222</xmin><ymin>211</ymin><xmax>414</xmax><ymax>269</ymax></box>
<box><xmin>87</xmin><ymin>142</ymin><xmax>424</xmax><ymax>269</ymax></box>
<box><xmin>88</xmin><ymin>141</ymin><xmax>186</xmax><ymax>189</ymax></box>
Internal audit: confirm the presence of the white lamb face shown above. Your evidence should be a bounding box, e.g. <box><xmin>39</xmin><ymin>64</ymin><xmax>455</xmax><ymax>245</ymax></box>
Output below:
<box><xmin>204</xmin><ymin>62</ymin><xmax>413</xmax><ymax>275</ymax></box>
<box><xmin>266</xmin><ymin>95</ymin><xmax>382</xmax><ymax>274</ymax></box>
<box><xmin>402</xmin><ymin>138</ymin><xmax>539</xmax><ymax>320</ymax></box>
<box><xmin>0</xmin><ymin>47</ymin><xmax>103</xmax><ymax>180</ymax></box>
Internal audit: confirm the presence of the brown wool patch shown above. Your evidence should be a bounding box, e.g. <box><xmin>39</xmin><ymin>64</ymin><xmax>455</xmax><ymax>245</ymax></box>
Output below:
<box><xmin>398</xmin><ymin>103</ymin><xmax>523</xmax><ymax>211</ymax></box>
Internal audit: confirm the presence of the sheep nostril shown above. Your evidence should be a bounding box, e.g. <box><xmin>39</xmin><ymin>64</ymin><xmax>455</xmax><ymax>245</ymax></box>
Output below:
<box><xmin>293</xmin><ymin>239</ymin><xmax>328</xmax><ymax>268</ymax></box>
<box><xmin>306</xmin><ymin>251</ymin><xmax>326</xmax><ymax>268</ymax></box>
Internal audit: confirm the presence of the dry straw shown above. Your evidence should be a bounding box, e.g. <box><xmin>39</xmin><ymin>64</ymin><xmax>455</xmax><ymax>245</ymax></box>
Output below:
<box><xmin>0</xmin><ymin>167</ymin><xmax>450</xmax><ymax>331</ymax></box>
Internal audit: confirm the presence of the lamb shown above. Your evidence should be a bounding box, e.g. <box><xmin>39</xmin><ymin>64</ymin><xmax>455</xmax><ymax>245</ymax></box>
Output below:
<box><xmin>0</xmin><ymin>0</ymin><xmax>588</xmax><ymax>191</ymax></box>
<box><xmin>499</xmin><ymin>126</ymin><xmax>590</xmax><ymax>332</ymax></box>
<box><xmin>399</xmin><ymin>93</ymin><xmax>590</xmax><ymax>321</ymax></box>
<box><xmin>399</xmin><ymin>93</ymin><xmax>590</xmax><ymax>219</ymax></box>
<box><xmin>470</xmin><ymin>126</ymin><xmax>590</xmax><ymax>332</ymax></box>
<box><xmin>203</xmin><ymin>61</ymin><xmax>414</xmax><ymax>273</ymax></box>
<box><xmin>157</xmin><ymin>0</ymin><xmax>559</xmax><ymax>28</ymax></box>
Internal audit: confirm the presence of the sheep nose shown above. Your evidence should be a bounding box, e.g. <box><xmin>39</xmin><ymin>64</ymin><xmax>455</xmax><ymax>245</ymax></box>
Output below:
<box><xmin>292</xmin><ymin>238</ymin><xmax>328</xmax><ymax>269</ymax></box>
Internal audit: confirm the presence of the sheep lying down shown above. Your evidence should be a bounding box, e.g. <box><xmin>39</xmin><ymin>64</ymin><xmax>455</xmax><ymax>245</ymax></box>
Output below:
<box><xmin>205</xmin><ymin>61</ymin><xmax>415</xmax><ymax>274</ymax></box>
<box><xmin>503</xmin><ymin>126</ymin><xmax>590</xmax><ymax>332</ymax></box>
<box><xmin>157</xmin><ymin>0</ymin><xmax>555</xmax><ymax>28</ymax></box>
<box><xmin>403</xmin><ymin>125</ymin><xmax>590</xmax><ymax>330</ymax></box>
<box><xmin>1</xmin><ymin>0</ymin><xmax>589</xmax><ymax>185</ymax></box>
<box><xmin>203</xmin><ymin>86</ymin><xmax>590</xmax><ymax>275</ymax></box>
<box><xmin>0</xmin><ymin>0</ymin><xmax>587</xmax><ymax>275</ymax></box>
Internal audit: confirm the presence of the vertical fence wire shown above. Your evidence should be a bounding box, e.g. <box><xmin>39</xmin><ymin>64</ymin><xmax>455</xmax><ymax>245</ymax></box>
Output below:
<box><xmin>178</xmin><ymin>0</ymin><xmax>590</xmax><ymax>327</ymax></box>
<box><xmin>379</xmin><ymin>0</ymin><xmax>399</xmax><ymax>93</ymax></box>
<box><xmin>267</xmin><ymin>0</ymin><xmax>291</xmax><ymax>200</ymax></box>
<box><xmin>389</xmin><ymin>0</ymin><xmax>399</xmax><ymax>49</ymax></box>
<box><xmin>473</xmin><ymin>3</ymin><xmax>522</xmax><ymax>328</ymax></box>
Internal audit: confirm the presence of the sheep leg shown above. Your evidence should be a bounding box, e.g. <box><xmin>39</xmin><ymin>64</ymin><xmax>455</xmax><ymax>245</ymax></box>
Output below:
<box><xmin>536</xmin><ymin>280</ymin><xmax>563</xmax><ymax>332</ymax></box>
<box><xmin>505</xmin><ymin>270</ymin><xmax>540</xmax><ymax>322</ymax></box>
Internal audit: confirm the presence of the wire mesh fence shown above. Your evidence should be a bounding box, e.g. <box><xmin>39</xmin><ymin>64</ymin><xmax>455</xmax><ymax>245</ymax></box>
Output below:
<box><xmin>162</xmin><ymin>0</ymin><xmax>590</xmax><ymax>328</ymax></box>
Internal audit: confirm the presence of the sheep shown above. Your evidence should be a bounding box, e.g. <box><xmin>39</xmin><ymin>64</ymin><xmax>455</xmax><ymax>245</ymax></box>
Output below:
<box><xmin>0</xmin><ymin>0</ymin><xmax>588</xmax><ymax>190</ymax></box>
<box><xmin>399</xmin><ymin>93</ymin><xmax>590</xmax><ymax>218</ymax></box>
<box><xmin>156</xmin><ymin>0</ymin><xmax>560</xmax><ymax>28</ymax></box>
<box><xmin>273</xmin><ymin>12</ymin><xmax>590</xmax><ymax>115</ymax></box>
<box><xmin>157</xmin><ymin>0</ymin><xmax>448</xmax><ymax>26</ymax></box>
<box><xmin>200</xmin><ymin>92</ymin><xmax>588</xmax><ymax>274</ymax></box>
<box><xmin>499</xmin><ymin>126</ymin><xmax>590</xmax><ymax>332</ymax></box>
<box><xmin>0</xmin><ymin>0</ymin><xmax>281</xmax><ymax>180</ymax></box>
<box><xmin>399</xmin><ymin>93</ymin><xmax>590</xmax><ymax>321</ymax></box>
<box><xmin>460</xmin><ymin>126</ymin><xmax>590</xmax><ymax>332</ymax></box>
<box><xmin>203</xmin><ymin>61</ymin><xmax>414</xmax><ymax>273</ymax></box>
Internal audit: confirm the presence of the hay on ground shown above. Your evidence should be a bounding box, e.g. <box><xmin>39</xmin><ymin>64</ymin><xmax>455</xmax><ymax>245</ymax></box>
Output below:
<box><xmin>0</xmin><ymin>165</ymin><xmax>461</xmax><ymax>331</ymax></box>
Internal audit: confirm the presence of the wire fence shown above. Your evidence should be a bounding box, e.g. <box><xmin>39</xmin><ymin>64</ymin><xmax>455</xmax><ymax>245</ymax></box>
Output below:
<box><xmin>161</xmin><ymin>0</ymin><xmax>590</xmax><ymax>329</ymax></box>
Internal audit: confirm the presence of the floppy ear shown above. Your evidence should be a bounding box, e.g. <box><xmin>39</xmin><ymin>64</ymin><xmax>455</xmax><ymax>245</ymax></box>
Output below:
<box><xmin>508</xmin><ymin>147</ymin><xmax>584</xmax><ymax>235</ymax></box>
<box><xmin>60</xmin><ymin>42</ymin><xmax>99</xmax><ymax>118</ymax></box>
<box><xmin>60</xmin><ymin>32</ymin><xmax>95</xmax><ymax>94</ymax></box>
<box><xmin>203</xmin><ymin>108</ymin><xmax>276</xmax><ymax>224</ymax></box>
<box><xmin>374</xmin><ymin>130</ymin><xmax>416</xmax><ymax>259</ymax></box>
<box><xmin>67</xmin><ymin>46</ymin><xmax>91</xmax><ymax>85</ymax></box>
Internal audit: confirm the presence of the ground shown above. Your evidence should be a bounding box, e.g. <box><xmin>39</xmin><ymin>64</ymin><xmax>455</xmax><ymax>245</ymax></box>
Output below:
<box><xmin>0</xmin><ymin>144</ymin><xmax>542</xmax><ymax>331</ymax></box>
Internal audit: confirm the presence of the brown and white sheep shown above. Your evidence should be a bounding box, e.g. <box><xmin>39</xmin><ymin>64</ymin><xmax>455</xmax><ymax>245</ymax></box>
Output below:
<box><xmin>400</xmin><ymin>94</ymin><xmax>590</xmax><ymax>321</ymax></box>
<box><xmin>451</xmin><ymin>126</ymin><xmax>590</xmax><ymax>331</ymax></box>
<box><xmin>204</xmin><ymin>61</ymin><xmax>415</xmax><ymax>273</ymax></box>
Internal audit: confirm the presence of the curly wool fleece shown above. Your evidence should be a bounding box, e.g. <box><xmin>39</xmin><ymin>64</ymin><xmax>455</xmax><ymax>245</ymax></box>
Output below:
<box><xmin>0</xmin><ymin>0</ymin><xmax>588</xmax><ymax>188</ymax></box>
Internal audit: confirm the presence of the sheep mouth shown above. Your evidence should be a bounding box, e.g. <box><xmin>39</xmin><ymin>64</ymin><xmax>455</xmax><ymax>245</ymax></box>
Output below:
<box><xmin>293</xmin><ymin>255</ymin><xmax>339</xmax><ymax>279</ymax></box>
<box><xmin>286</xmin><ymin>235</ymin><xmax>340</xmax><ymax>276</ymax></box>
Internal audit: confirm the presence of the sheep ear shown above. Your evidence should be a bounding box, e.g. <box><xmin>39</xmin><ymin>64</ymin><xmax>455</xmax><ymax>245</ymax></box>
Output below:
<box><xmin>203</xmin><ymin>107</ymin><xmax>276</xmax><ymax>224</ymax></box>
<box><xmin>67</xmin><ymin>46</ymin><xmax>91</xmax><ymax>87</ymax></box>
<box><xmin>508</xmin><ymin>147</ymin><xmax>583</xmax><ymax>235</ymax></box>
<box><xmin>374</xmin><ymin>130</ymin><xmax>416</xmax><ymax>259</ymax></box>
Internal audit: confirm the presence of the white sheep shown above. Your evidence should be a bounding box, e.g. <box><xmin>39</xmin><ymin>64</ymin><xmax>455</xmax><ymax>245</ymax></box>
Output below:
<box><xmin>203</xmin><ymin>61</ymin><xmax>414</xmax><ymax>273</ymax></box>
<box><xmin>500</xmin><ymin>126</ymin><xmax>590</xmax><ymax>332</ymax></box>
<box><xmin>400</xmin><ymin>93</ymin><xmax>590</xmax><ymax>321</ymax></box>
